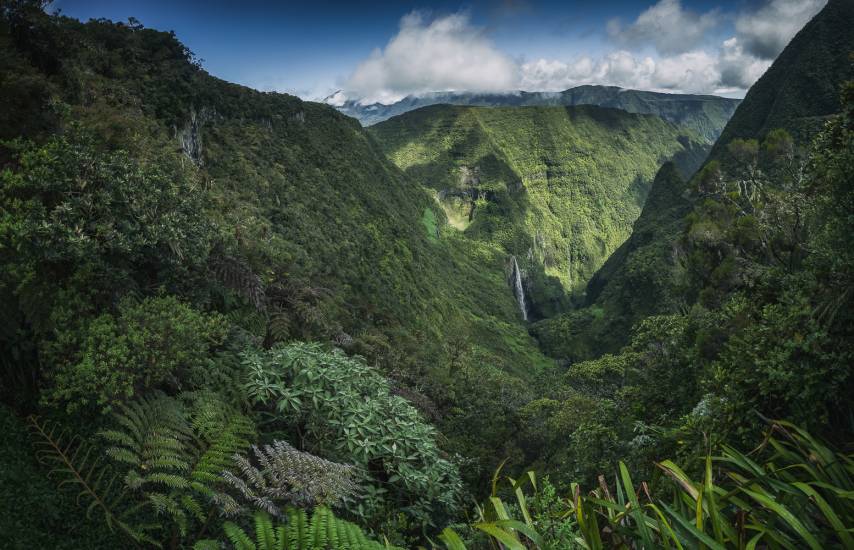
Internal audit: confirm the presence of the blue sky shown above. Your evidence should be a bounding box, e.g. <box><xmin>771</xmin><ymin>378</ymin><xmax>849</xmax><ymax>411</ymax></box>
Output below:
<box><xmin>51</xmin><ymin>0</ymin><xmax>826</xmax><ymax>102</ymax></box>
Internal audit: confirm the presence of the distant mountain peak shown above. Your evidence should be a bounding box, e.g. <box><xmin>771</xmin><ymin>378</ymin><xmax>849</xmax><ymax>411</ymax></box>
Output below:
<box><xmin>322</xmin><ymin>89</ymin><xmax>348</xmax><ymax>107</ymax></box>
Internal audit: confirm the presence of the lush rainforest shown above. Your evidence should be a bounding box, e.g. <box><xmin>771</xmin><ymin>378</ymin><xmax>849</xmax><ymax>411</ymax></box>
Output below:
<box><xmin>0</xmin><ymin>0</ymin><xmax>852</xmax><ymax>548</ymax></box>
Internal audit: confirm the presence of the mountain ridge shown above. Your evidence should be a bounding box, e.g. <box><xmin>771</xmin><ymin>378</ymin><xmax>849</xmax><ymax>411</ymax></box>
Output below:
<box><xmin>533</xmin><ymin>0</ymin><xmax>854</xmax><ymax>360</ymax></box>
<box><xmin>331</xmin><ymin>85</ymin><xmax>741</xmax><ymax>142</ymax></box>
<box><xmin>368</xmin><ymin>102</ymin><xmax>711</xmax><ymax>318</ymax></box>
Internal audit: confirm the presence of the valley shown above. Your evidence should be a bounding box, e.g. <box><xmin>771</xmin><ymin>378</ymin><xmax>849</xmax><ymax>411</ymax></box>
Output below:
<box><xmin>369</xmin><ymin>103</ymin><xmax>711</xmax><ymax>318</ymax></box>
<box><xmin>1</xmin><ymin>0</ymin><xmax>852</xmax><ymax>548</ymax></box>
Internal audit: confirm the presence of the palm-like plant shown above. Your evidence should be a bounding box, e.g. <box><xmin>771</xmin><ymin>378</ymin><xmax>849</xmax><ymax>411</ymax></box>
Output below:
<box><xmin>443</xmin><ymin>420</ymin><xmax>853</xmax><ymax>549</ymax></box>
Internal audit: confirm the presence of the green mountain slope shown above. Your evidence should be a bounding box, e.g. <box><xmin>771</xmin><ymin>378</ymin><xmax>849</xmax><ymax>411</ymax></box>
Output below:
<box><xmin>709</xmin><ymin>0</ymin><xmax>854</xmax><ymax>159</ymax></box>
<box><xmin>369</xmin><ymin>103</ymin><xmax>709</xmax><ymax>318</ymax></box>
<box><xmin>334</xmin><ymin>86</ymin><xmax>740</xmax><ymax>142</ymax></box>
<box><xmin>534</xmin><ymin>0</ymin><xmax>854</xmax><ymax>360</ymax></box>
<box><xmin>520</xmin><ymin>0</ymin><xmax>854</xmax><ymax>500</ymax></box>
<box><xmin>0</xmin><ymin>7</ymin><xmax>553</xmax><ymax>372</ymax></box>
<box><xmin>0</xmin><ymin>10</ymin><xmax>555</xmax><ymax>538</ymax></box>
<box><xmin>531</xmin><ymin>162</ymin><xmax>693</xmax><ymax>359</ymax></box>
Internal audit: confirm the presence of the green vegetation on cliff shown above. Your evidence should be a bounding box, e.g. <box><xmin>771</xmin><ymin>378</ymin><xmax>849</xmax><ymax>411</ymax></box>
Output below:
<box><xmin>1</xmin><ymin>0</ymin><xmax>853</xmax><ymax>547</ymax></box>
<box><xmin>0</xmin><ymin>4</ymin><xmax>551</xmax><ymax>546</ymax></box>
<box><xmin>370</xmin><ymin>104</ymin><xmax>709</xmax><ymax>318</ymax></box>
<box><xmin>524</xmin><ymin>0</ymin><xmax>854</xmax><ymax>502</ymax></box>
<box><xmin>536</xmin><ymin>0</ymin><xmax>854</xmax><ymax>360</ymax></box>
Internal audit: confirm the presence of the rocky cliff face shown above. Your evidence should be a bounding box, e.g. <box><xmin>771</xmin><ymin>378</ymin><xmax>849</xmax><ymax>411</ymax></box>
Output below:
<box><xmin>175</xmin><ymin>107</ymin><xmax>214</xmax><ymax>166</ymax></box>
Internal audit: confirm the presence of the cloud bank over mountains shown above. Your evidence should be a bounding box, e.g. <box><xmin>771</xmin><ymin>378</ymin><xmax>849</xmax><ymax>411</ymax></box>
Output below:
<box><xmin>334</xmin><ymin>0</ymin><xmax>826</xmax><ymax>105</ymax></box>
<box><xmin>343</xmin><ymin>12</ymin><xmax>520</xmax><ymax>106</ymax></box>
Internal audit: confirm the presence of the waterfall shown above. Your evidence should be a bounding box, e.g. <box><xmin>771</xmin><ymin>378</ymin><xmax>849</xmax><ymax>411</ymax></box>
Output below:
<box><xmin>567</xmin><ymin>243</ymin><xmax>573</xmax><ymax>289</ymax></box>
<box><xmin>510</xmin><ymin>256</ymin><xmax>528</xmax><ymax>321</ymax></box>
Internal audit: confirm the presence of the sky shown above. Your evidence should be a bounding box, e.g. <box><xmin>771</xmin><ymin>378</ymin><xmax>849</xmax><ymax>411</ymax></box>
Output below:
<box><xmin>50</xmin><ymin>0</ymin><xmax>827</xmax><ymax>104</ymax></box>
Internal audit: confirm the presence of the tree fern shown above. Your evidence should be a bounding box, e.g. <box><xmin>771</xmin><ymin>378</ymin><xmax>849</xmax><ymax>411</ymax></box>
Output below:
<box><xmin>209</xmin><ymin>256</ymin><xmax>336</xmax><ymax>346</ymax></box>
<box><xmin>27</xmin><ymin>416</ymin><xmax>157</xmax><ymax>546</ymax></box>
<box><xmin>212</xmin><ymin>255</ymin><xmax>267</xmax><ymax>311</ymax></box>
<box><xmin>102</xmin><ymin>391</ymin><xmax>195</xmax><ymax>491</ymax></box>
<box><xmin>222</xmin><ymin>440</ymin><xmax>355</xmax><ymax>517</ymax></box>
<box><xmin>195</xmin><ymin>508</ymin><xmax>395</xmax><ymax>550</ymax></box>
<box><xmin>100</xmin><ymin>391</ymin><xmax>255</xmax><ymax>536</ymax></box>
<box><xmin>100</xmin><ymin>392</ymin><xmax>196</xmax><ymax>535</ymax></box>
<box><xmin>264</xmin><ymin>279</ymin><xmax>336</xmax><ymax>345</ymax></box>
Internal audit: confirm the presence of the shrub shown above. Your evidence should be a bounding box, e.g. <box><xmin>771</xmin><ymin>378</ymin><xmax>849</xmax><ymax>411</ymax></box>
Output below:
<box><xmin>243</xmin><ymin>342</ymin><xmax>463</xmax><ymax>529</ymax></box>
<box><xmin>49</xmin><ymin>295</ymin><xmax>228</xmax><ymax>411</ymax></box>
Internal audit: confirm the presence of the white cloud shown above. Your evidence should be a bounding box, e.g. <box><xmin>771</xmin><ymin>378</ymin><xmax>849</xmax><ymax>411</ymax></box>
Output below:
<box><xmin>335</xmin><ymin>1</ymin><xmax>827</xmax><ymax>104</ymax></box>
<box><xmin>607</xmin><ymin>0</ymin><xmax>720</xmax><ymax>55</ymax></box>
<box><xmin>716</xmin><ymin>37</ymin><xmax>772</xmax><ymax>89</ymax></box>
<box><xmin>520</xmin><ymin>50</ymin><xmax>732</xmax><ymax>96</ymax></box>
<box><xmin>324</xmin><ymin>90</ymin><xmax>348</xmax><ymax>107</ymax></box>
<box><xmin>343</xmin><ymin>11</ymin><xmax>519</xmax><ymax>104</ymax></box>
<box><xmin>734</xmin><ymin>0</ymin><xmax>826</xmax><ymax>59</ymax></box>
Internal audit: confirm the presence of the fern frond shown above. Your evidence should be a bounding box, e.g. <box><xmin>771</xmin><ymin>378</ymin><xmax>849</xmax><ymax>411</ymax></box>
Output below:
<box><xmin>286</xmin><ymin>507</ymin><xmax>308</xmax><ymax>549</ymax></box>
<box><xmin>101</xmin><ymin>392</ymin><xmax>195</xmax><ymax>490</ymax></box>
<box><xmin>210</xmin><ymin>508</ymin><xmax>394</xmax><ymax>550</ymax></box>
<box><xmin>222</xmin><ymin>440</ymin><xmax>354</xmax><ymax>517</ymax></box>
<box><xmin>101</xmin><ymin>429</ymin><xmax>137</xmax><ymax>449</ymax></box>
<box><xmin>190</xmin><ymin>400</ymin><xmax>254</xmax><ymax>488</ymax></box>
<box><xmin>212</xmin><ymin>255</ymin><xmax>267</xmax><ymax>310</ymax></box>
<box><xmin>186</xmin><ymin>392</ymin><xmax>255</xmax><ymax>517</ymax></box>
<box><xmin>148</xmin><ymin>492</ymin><xmax>188</xmax><ymax>535</ymax></box>
<box><xmin>27</xmin><ymin>415</ymin><xmax>156</xmax><ymax>547</ymax></box>
<box><xmin>266</xmin><ymin>309</ymin><xmax>292</xmax><ymax>345</ymax></box>
<box><xmin>263</xmin><ymin>278</ymin><xmax>336</xmax><ymax>344</ymax></box>
<box><xmin>273</xmin><ymin>525</ymin><xmax>288</xmax><ymax>550</ymax></box>
<box><xmin>182</xmin><ymin>494</ymin><xmax>206</xmax><ymax>523</ymax></box>
<box><xmin>100</xmin><ymin>392</ymin><xmax>207</xmax><ymax>538</ymax></box>
<box><xmin>254</xmin><ymin>510</ymin><xmax>276</xmax><ymax>550</ymax></box>
<box><xmin>310</xmin><ymin>506</ymin><xmax>328</xmax><ymax>549</ymax></box>
<box><xmin>224</xmin><ymin>520</ymin><xmax>257</xmax><ymax>550</ymax></box>
<box><xmin>144</xmin><ymin>472</ymin><xmax>193</xmax><ymax>489</ymax></box>
<box><xmin>95</xmin><ymin>391</ymin><xmax>258</xmax><ymax>541</ymax></box>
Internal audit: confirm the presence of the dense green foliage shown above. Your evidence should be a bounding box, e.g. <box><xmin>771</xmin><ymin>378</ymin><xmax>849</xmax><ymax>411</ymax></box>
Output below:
<box><xmin>1</xmin><ymin>0</ymin><xmax>852</xmax><ymax>547</ymax></box>
<box><xmin>195</xmin><ymin>508</ymin><xmax>394</xmax><ymax>550</ymax></box>
<box><xmin>537</xmin><ymin>0</ymin><xmax>854</xmax><ymax>359</ymax></box>
<box><xmin>532</xmin><ymin>162</ymin><xmax>694</xmax><ymax>359</ymax></box>
<box><xmin>243</xmin><ymin>343</ymin><xmax>463</xmax><ymax>529</ymax></box>
<box><xmin>444</xmin><ymin>421</ymin><xmax>854</xmax><ymax>549</ymax></box>
<box><xmin>0</xmin><ymin>3</ymin><xmax>547</xmax><ymax>546</ymax></box>
<box><xmin>526</xmin><ymin>94</ymin><xmax>854</xmax><ymax>490</ymax></box>
<box><xmin>524</xmin><ymin>0</ymin><xmax>854</xmax><ymax>509</ymax></box>
<box><xmin>50</xmin><ymin>296</ymin><xmax>229</xmax><ymax>411</ymax></box>
<box><xmin>370</xmin><ymin>104</ymin><xmax>709</xmax><ymax>317</ymax></box>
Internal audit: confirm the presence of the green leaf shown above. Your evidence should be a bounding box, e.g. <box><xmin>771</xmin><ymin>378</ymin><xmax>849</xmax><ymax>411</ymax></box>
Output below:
<box><xmin>791</xmin><ymin>482</ymin><xmax>853</xmax><ymax>547</ymax></box>
<box><xmin>474</xmin><ymin>523</ymin><xmax>524</xmax><ymax>550</ymax></box>
<box><xmin>661</xmin><ymin>503</ymin><xmax>727</xmax><ymax>550</ymax></box>
<box><xmin>741</xmin><ymin>488</ymin><xmax>822</xmax><ymax>550</ymax></box>
<box><xmin>620</xmin><ymin>461</ymin><xmax>654</xmax><ymax>547</ymax></box>
<box><xmin>438</xmin><ymin>528</ymin><xmax>467</xmax><ymax>550</ymax></box>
